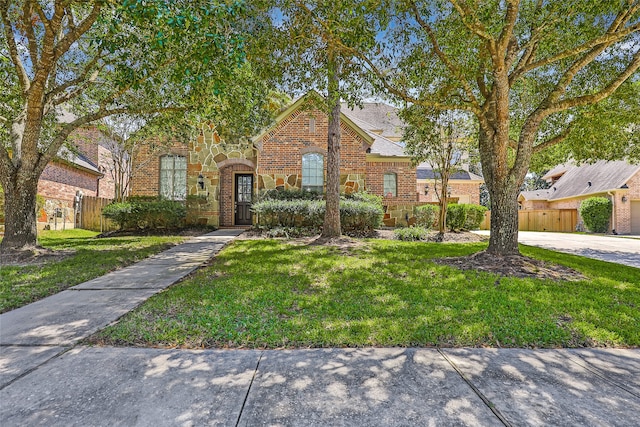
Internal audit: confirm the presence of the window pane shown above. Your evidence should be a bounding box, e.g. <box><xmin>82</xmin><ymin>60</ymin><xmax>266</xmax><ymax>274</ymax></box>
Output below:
<box><xmin>302</xmin><ymin>153</ymin><xmax>323</xmax><ymax>191</ymax></box>
<box><xmin>384</xmin><ymin>173</ymin><xmax>397</xmax><ymax>197</ymax></box>
<box><xmin>160</xmin><ymin>155</ymin><xmax>186</xmax><ymax>200</ymax></box>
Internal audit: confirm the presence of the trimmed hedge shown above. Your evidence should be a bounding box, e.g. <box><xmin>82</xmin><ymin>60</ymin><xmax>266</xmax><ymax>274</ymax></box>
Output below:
<box><xmin>579</xmin><ymin>197</ymin><xmax>612</xmax><ymax>233</ymax></box>
<box><xmin>252</xmin><ymin>192</ymin><xmax>383</xmax><ymax>234</ymax></box>
<box><xmin>258</xmin><ymin>189</ymin><xmax>323</xmax><ymax>201</ymax></box>
<box><xmin>446</xmin><ymin>204</ymin><xmax>467</xmax><ymax>231</ymax></box>
<box><xmin>463</xmin><ymin>204</ymin><xmax>488</xmax><ymax>230</ymax></box>
<box><xmin>102</xmin><ymin>199</ymin><xmax>186</xmax><ymax>230</ymax></box>
<box><xmin>414</xmin><ymin>204</ymin><xmax>439</xmax><ymax>229</ymax></box>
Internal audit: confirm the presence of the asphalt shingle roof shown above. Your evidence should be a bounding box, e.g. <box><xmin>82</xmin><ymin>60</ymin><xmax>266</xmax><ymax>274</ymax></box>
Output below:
<box><xmin>545</xmin><ymin>160</ymin><xmax>640</xmax><ymax>200</ymax></box>
<box><xmin>416</xmin><ymin>167</ymin><xmax>484</xmax><ymax>181</ymax></box>
<box><xmin>341</xmin><ymin>102</ymin><xmax>404</xmax><ymax>140</ymax></box>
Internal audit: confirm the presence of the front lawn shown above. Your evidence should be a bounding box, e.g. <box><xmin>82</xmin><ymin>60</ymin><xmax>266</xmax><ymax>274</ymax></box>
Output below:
<box><xmin>0</xmin><ymin>229</ymin><xmax>185</xmax><ymax>313</ymax></box>
<box><xmin>90</xmin><ymin>239</ymin><xmax>640</xmax><ymax>348</ymax></box>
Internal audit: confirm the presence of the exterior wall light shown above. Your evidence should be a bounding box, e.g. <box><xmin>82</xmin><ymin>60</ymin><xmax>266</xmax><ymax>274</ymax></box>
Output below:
<box><xmin>622</xmin><ymin>195</ymin><xmax>628</xmax><ymax>203</ymax></box>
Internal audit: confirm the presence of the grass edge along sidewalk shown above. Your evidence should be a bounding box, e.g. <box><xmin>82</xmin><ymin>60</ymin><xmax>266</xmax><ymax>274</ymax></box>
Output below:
<box><xmin>0</xmin><ymin>229</ymin><xmax>186</xmax><ymax>313</ymax></box>
<box><xmin>89</xmin><ymin>238</ymin><xmax>640</xmax><ymax>349</ymax></box>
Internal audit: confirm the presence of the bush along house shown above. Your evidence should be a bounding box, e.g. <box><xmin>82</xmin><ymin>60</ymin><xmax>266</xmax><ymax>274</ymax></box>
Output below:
<box><xmin>129</xmin><ymin>92</ymin><xmax>422</xmax><ymax>227</ymax></box>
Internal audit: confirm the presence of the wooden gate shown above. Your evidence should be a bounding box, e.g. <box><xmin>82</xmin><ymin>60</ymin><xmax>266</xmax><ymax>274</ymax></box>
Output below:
<box><xmin>480</xmin><ymin>209</ymin><xmax>577</xmax><ymax>232</ymax></box>
<box><xmin>80</xmin><ymin>196</ymin><xmax>117</xmax><ymax>232</ymax></box>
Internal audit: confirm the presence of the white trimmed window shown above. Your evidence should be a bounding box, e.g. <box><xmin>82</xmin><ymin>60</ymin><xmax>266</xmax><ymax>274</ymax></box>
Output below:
<box><xmin>302</xmin><ymin>153</ymin><xmax>324</xmax><ymax>193</ymax></box>
<box><xmin>160</xmin><ymin>155</ymin><xmax>187</xmax><ymax>200</ymax></box>
<box><xmin>384</xmin><ymin>173</ymin><xmax>397</xmax><ymax>197</ymax></box>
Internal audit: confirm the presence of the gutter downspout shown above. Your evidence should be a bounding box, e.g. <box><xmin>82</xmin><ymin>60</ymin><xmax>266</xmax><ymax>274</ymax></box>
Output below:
<box><xmin>607</xmin><ymin>191</ymin><xmax>616</xmax><ymax>234</ymax></box>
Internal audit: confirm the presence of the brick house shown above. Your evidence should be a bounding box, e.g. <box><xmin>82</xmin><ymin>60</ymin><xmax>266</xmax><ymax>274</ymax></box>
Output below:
<box><xmin>416</xmin><ymin>165</ymin><xmax>484</xmax><ymax>205</ymax></box>
<box><xmin>518</xmin><ymin>160</ymin><xmax>640</xmax><ymax>234</ymax></box>
<box><xmin>130</xmin><ymin>92</ymin><xmax>418</xmax><ymax>227</ymax></box>
<box><xmin>35</xmin><ymin>125</ymin><xmax>117</xmax><ymax>229</ymax></box>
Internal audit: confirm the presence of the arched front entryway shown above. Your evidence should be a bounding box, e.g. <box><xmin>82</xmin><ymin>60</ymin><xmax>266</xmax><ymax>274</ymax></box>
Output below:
<box><xmin>219</xmin><ymin>161</ymin><xmax>255</xmax><ymax>226</ymax></box>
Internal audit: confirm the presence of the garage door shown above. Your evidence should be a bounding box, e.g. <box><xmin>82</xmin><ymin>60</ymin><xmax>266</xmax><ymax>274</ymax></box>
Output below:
<box><xmin>631</xmin><ymin>201</ymin><xmax>640</xmax><ymax>234</ymax></box>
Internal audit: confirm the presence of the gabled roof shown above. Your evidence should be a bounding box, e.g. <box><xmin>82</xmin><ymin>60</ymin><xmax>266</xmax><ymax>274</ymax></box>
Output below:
<box><xmin>416</xmin><ymin>167</ymin><xmax>484</xmax><ymax>182</ymax></box>
<box><xmin>545</xmin><ymin>160</ymin><xmax>639</xmax><ymax>200</ymax></box>
<box><xmin>542</xmin><ymin>163</ymin><xmax>571</xmax><ymax>181</ymax></box>
<box><xmin>252</xmin><ymin>91</ymin><xmax>373</xmax><ymax>146</ymax></box>
<box><xmin>345</xmin><ymin>115</ymin><xmax>407</xmax><ymax>157</ymax></box>
<box><xmin>341</xmin><ymin>102</ymin><xmax>404</xmax><ymax>140</ymax></box>
<box><xmin>56</xmin><ymin>146</ymin><xmax>102</xmax><ymax>175</ymax></box>
<box><xmin>519</xmin><ymin>190</ymin><xmax>552</xmax><ymax>201</ymax></box>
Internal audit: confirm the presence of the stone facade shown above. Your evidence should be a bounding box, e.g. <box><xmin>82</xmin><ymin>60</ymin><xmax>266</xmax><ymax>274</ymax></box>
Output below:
<box><xmin>130</xmin><ymin>100</ymin><xmax>421</xmax><ymax>227</ymax></box>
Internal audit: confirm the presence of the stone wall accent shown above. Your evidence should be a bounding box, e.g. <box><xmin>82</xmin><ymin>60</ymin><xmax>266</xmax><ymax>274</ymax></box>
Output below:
<box><xmin>383</xmin><ymin>203</ymin><xmax>425</xmax><ymax>227</ymax></box>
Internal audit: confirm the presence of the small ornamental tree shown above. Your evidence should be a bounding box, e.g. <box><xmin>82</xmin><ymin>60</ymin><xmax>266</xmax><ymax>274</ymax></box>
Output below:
<box><xmin>579</xmin><ymin>197</ymin><xmax>612</xmax><ymax>233</ymax></box>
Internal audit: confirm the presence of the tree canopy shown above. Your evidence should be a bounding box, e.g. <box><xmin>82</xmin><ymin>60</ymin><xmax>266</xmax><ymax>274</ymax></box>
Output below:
<box><xmin>0</xmin><ymin>0</ymin><xmax>275</xmax><ymax>251</ymax></box>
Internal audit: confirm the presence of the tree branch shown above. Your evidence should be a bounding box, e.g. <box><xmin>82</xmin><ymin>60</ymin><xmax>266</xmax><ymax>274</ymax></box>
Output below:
<box><xmin>514</xmin><ymin>21</ymin><xmax>640</xmax><ymax>79</ymax></box>
<box><xmin>54</xmin><ymin>3</ymin><xmax>102</xmax><ymax>61</ymax></box>
<box><xmin>409</xmin><ymin>1</ymin><xmax>480</xmax><ymax>110</ymax></box>
<box><xmin>447</xmin><ymin>0</ymin><xmax>494</xmax><ymax>43</ymax></box>
<box><xmin>1</xmin><ymin>2</ymin><xmax>30</xmax><ymax>91</ymax></box>
<box><xmin>37</xmin><ymin>105</ymin><xmax>186</xmax><ymax>174</ymax></box>
<box><xmin>532</xmin><ymin>125</ymin><xmax>573</xmax><ymax>154</ymax></box>
<box><xmin>546</xmin><ymin>49</ymin><xmax>640</xmax><ymax>115</ymax></box>
<box><xmin>23</xmin><ymin>1</ymin><xmax>40</xmax><ymax>65</ymax></box>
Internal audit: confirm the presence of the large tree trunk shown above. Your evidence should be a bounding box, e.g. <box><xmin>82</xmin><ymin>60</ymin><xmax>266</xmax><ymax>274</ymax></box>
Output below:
<box><xmin>322</xmin><ymin>52</ymin><xmax>341</xmax><ymax>238</ymax></box>
<box><xmin>486</xmin><ymin>183</ymin><xmax>520</xmax><ymax>255</ymax></box>
<box><xmin>0</xmin><ymin>174</ymin><xmax>40</xmax><ymax>252</ymax></box>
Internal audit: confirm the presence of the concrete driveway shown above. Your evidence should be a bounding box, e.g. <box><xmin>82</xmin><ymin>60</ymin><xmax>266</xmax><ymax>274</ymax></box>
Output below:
<box><xmin>476</xmin><ymin>231</ymin><xmax>640</xmax><ymax>269</ymax></box>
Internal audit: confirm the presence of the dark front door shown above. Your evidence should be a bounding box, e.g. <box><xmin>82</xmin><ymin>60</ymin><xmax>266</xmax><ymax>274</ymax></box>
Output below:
<box><xmin>235</xmin><ymin>174</ymin><xmax>253</xmax><ymax>225</ymax></box>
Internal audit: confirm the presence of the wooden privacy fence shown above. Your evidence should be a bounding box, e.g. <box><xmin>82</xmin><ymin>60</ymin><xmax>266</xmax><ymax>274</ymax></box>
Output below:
<box><xmin>80</xmin><ymin>196</ymin><xmax>117</xmax><ymax>232</ymax></box>
<box><xmin>480</xmin><ymin>209</ymin><xmax>578</xmax><ymax>232</ymax></box>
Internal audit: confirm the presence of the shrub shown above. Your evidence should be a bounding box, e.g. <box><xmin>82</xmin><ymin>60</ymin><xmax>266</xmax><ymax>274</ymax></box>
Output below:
<box><xmin>463</xmin><ymin>204</ymin><xmax>488</xmax><ymax>230</ymax></box>
<box><xmin>446</xmin><ymin>204</ymin><xmax>467</xmax><ymax>231</ymax></box>
<box><xmin>258</xmin><ymin>188</ymin><xmax>323</xmax><ymax>201</ymax></box>
<box><xmin>340</xmin><ymin>198</ymin><xmax>383</xmax><ymax>234</ymax></box>
<box><xmin>415</xmin><ymin>204</ymin><xmax>439</xmax><ymax>229</ymax></box>
<box><xmin>579</xmin><ymin>197</ymin><xmax>612</xmax><ymax>233</ymax></box>
<box><xmin>102</xmin><ymin>199</ymin><xmax>186</xmax><ymax>230</ymax></box>
<box><xmin>102</xmin><ymin>202</ymin><xmax>133</xmax><ymax>229</ymax></box>
<box><xmin>344</xmin><ymin>191</ymin><xmax>383</xmax><ymax>205</ymax></box>
<box><xmin>252</xmin><ymin>196</ymin><xmax>383</xmax><ymax>235</ymax></box>
<box><xmin>394</xmin><ymin>226</ymin><xmax>429</xmax><ymax>241</ymax></box>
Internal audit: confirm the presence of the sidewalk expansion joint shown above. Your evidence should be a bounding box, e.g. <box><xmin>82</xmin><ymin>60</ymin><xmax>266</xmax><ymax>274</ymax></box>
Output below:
<box><xmin>567</xmin><ymin>352</ymin><xmax>640</xmax><ymax>399</ymax></box>
<box><xmin>235</xmin><ymin>350</ymin><xmax>264</xmax><ymax>427</ymax></box>
<box><xmin>438</xmin><ymin>349</ymin><xmax>512</xmax><ymax>427</ymax></box>
<box><xmin>0</xmin><ymin>346</ymin><xmax>72</xmax><ymax>391</ymax></box>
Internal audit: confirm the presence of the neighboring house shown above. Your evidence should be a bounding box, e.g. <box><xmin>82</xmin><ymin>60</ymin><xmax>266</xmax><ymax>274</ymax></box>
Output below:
<box><xmin>130</xmin><ymin>92</ymin><xmax>418</xmax><ymax>227</ymax></box>
<box><xmin>35</xmin><ymin>125</ymin><xmax>117</xmax><ymax>229</ymax></box>
<box><xmin>416</xmin><ymin>164</ymin><xmax>484</xmax><ymax>205</ymax></box>
<box><xmin>518</xmin><ymin>160</ymin><xmax>640</xmax><ymax>234</ymax></box>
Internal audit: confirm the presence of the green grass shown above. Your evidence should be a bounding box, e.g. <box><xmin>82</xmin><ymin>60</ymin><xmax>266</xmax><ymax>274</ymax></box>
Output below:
<box><xmin>0</xmin><ymin>229</ymin><xmax>185</xmax><ymax>313</ymax></box>
<box><xmin>91</xmin><ymin>239</ymin><xmax>640</xmax><ymax>349</ymax></box>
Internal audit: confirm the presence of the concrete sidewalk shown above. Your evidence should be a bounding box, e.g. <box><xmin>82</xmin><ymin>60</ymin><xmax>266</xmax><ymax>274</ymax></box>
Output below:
<box><xmin>0</xmin><ymin>229</ymin><xmax>243</xmax><ymax>386</ymax></box>
<box><xmin>2</xmin><ymin>228</ymin><xmax>639</xmax><ymax>426</ymax></box>
<box><xmin>1</xmin><ymin>347</ymin><xmax>639</xmax><ymax>426</ymax></box>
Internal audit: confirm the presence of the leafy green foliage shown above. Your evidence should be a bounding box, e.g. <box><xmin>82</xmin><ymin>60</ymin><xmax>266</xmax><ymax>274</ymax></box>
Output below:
<box><xmin>0</xmin><ymin>229</ymin><xmax>184</xmax><ymax>313</ymax></box>
<box><xmin>394</xmin><ymin>226</ymin><xmax>429</xmax><ymax>241</ymax></box>
<box><xmin>464</xmin><ymin>205</ymin><xmax>488</xmax><ymax>230</ymax></box>
<box><xmin>252</xmin><ymin>195</ymin><xmax>383</xmax><ymax>234</ymax></box>
<box><xmin>446</xmin><ymin>204</ymin><xmax>467</xmax><ymax>231</ymax></box>
<box><xmin>91</xmin><ymin>239</ymin><xmax>640</xmax><ymax>348</ymax></box>
<box><xmin>414</xmin><ymin>204</ymin><xmax>439</xmax><ymax>229</ymax></box>
<box><xmin>579</xmin><ymin>197</ymin><xmax>612</xmax><ymax>233</ymax></box>
<box><xmin>257</xmin><ymin>189</ymin><xmax>323</xmax><ymax>201</ymax></box>
<box><xmin>102</xmin><ymin>199</ymin><xmax>186</xmax><ymax>230</ymax></box>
